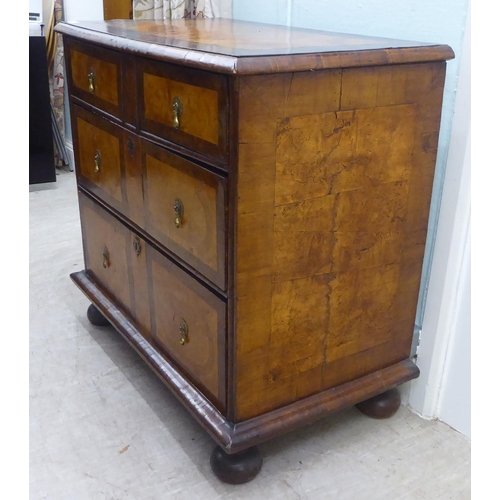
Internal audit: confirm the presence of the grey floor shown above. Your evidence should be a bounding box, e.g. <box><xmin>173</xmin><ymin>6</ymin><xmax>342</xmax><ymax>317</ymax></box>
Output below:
<box><xmin>30</xmin><ymin>170</ymin><xmax>471</xmax><ymax>500</ymax></box>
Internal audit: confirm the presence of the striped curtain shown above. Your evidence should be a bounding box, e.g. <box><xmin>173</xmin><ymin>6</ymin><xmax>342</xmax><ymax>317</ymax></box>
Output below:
<box><xmin>132</xmin><ymin>0</ymin><xmax>230</xmax><ymax>20</ymax></box>
<box><xmin>46</xmin><ymin>0</ymin><xmax>67</xmax><ymax>167</ymax></box>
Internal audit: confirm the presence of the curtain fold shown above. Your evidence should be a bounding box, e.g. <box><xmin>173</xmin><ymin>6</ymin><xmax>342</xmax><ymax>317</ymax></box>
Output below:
<box><xmin>133</xmin><ymin>0</ymin><xmax>224</xmax><ymax>20</ymax></box>
<box><xmin>46</xmin><ymin>0</ymin><xmax>66</xmax><ymax>167</ymax></box>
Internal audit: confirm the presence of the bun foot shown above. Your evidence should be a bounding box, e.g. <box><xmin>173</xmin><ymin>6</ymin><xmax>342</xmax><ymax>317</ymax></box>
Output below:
<box><xmin>355</xmin><ymin>387</ymin><xmax>401</xmax><ymax>419</ymax></box>
<box><xmin>87</xmin><ymin>304</ymin><xmax>111</xmax><ymax>327</ymax></box>
<box><xmin>210</xmin><ymin>446</ymin><xmax>262</xmax><ymax>484</ymax></box>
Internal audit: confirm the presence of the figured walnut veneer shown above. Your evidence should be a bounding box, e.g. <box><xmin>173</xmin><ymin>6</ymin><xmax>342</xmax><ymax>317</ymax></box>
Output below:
<box><xmin>58</xmin><ymin>19</ymin><xmax>453</xmax><ymax>468</ymax></box>
<box><xmin>232</xmin><ymin>63</ymin><xmax>446</xmax><ymax>420</ymax></box>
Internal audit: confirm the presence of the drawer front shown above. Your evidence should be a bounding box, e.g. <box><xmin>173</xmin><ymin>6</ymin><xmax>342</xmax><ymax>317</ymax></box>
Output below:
<box><xmin>142</xmin><ymin>139</ymin><xmax>226</xmax><ymax>290</ymax></box>
<box><xmin>79</xmin><ymin>193</ymin><xmax>133</xmax><ymax>315</ymax></box>
<box><xmin>138</xmin><ymin>59</ymin><xmax>228</xmax><ymax>163</ymax></box>
<box><xmin>79</xmin><ymin>190</ymin><xmax>226</xmax><ymax>409</ymax></box>
<box><xmin>149</xmin><ymin>246</ymin><xmax>226</xmax><ymax>410</ymax></box>
<box><xmin>73</xmin><ymin>105</ymin><xmax>125</xmax><ymax>207</ymax></box>
<box><xmin>67</xmin><ymin>38</ymin><xmax>122</xmax><ymax>119</ymax></box>
<box><xmin>73</xmin><ymin>105</ymin><xmax>146</xmax><ymax>229</ymax></box>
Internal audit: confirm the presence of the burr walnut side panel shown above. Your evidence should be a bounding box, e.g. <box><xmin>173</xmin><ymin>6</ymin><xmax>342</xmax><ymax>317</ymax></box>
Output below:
<box><xmin>233</xmin><ymin>62</ymin><xmax>447</xmax><ymax>421</ymax></box>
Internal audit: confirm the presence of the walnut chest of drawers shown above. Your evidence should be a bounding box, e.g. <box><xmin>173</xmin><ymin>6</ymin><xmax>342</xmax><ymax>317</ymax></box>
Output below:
<box><xmin>56</xmin><ymin>18</ymin><xmax>454</xmax><ymax>483</ymax></box>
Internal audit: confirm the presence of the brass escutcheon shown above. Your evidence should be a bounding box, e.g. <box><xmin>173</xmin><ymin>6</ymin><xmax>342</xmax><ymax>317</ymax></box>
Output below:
<box><xmin>172</xmin><ymin>96</ymin><xmax>183</xmax><ymax>129</ymax></box>
<box><xmin>94</xmin><ymin>150</ymin><xmax>102</xmax><ymax>173</ymax></box>
<box><xmin>102</xmin><ymin>246</ymin><xmax>110</xmax><ymax>269</ymax></box>
<box><xmin>88</xmin><ymin>69</ymin><xmax>95</xmax><ymax>93</ymax></box>
<box><xmin>179</xmin><ymin>318</ymin><xmax>189</xmax><ymax>345</ymax></box>
<box><xmin>173</xmin><ymin>198</ymin><xmax>184</xmax><ymax>228</ymax></box>
<box><xmin>133</xmin><ymin>236</ymin><xmax>141</xmax><ymax>257</ymax></box>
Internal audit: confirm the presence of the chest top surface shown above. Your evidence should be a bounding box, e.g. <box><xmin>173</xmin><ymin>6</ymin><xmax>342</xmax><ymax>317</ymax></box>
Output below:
<box><xmin>56</xmin><ymin>18</ymin><xmax>454</xmax><ymax>74</ymax></box>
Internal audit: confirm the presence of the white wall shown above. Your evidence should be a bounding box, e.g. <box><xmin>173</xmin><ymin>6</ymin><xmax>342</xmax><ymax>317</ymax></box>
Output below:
<box><xmin>41</xmin><ymin>0</ymin><xmax>53</xmax><ymax>27</ymax></box>
<box><xmin>437</xmin><ymin>215</ymin><xmax>470</xmax><ymax>437</ymax></box>
<box><xmin>409</xmin><ymin>3</ymin><xmax>471</xmax><ymax>437</ymax></box>
<box><xmin>43</xmin><ymin>0</ymin><xmax>104</xmax><ymax>26</ymax></box>
<box><xmin>63</xmin><ymin>0</ymin><xmax>104</xmax><ymax>22</ymax></box>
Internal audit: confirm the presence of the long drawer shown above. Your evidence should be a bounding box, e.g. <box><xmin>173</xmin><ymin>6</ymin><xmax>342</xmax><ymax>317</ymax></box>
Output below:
<box><xmin>142</xmin><ymin>139</ymin><xmax>227</xmax><ymax>290</ymax></box>
<box><xmin>66</xmin><ymin>38</ymin><xmax>229</xmax><ymax>165</ymax></box>
<box><xmin>73</xmin><ymin>104</ymin><xmax>227</xmax><ymax>290</ymax></box>
<box><xmin>78</xmin><ymin>192</ymin><xmax>226</xmax><ymax>410</ymax></box>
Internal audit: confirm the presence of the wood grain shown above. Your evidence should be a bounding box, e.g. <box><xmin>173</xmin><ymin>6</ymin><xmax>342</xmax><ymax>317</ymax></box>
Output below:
<box><xmin>129</xmin><ymin>233</ymin><xmax>151</xmax><ymax>341</ymax></box>
<box><xmin>79</xmin><ymin>193</ymin><xmax>133</xmax><ymax>315</ymax></box>
<box><xmin>64</xmin><ymin>20</ymin><xmax>452</xmax><ymax>463</ymax></box>
<box><xmin>103</xmin><ymin>0</ymin><xmax>132</xmax><ymax>21</ymax></box>
<box><xmin>122</xmin><ymin>133</ymin><xmax>144</xmax><ymax>228</ymax></box>
<box><xmin>67</xmin><ymin>38</ymin><xmax>122</xmax><ymax>118</ymax></box>
<box><xmin>233</xmin><ymin>62</ymin><xmax>446</xmax><ymax>421</ymax></box>
<box><xmin>71</xmin><ymin>267</ymin><xmax>422</xmax><ymax>453</ymax></box>
<box><xmin>72</xmin><ymin>104</ymin><xmax>150</xmax><ymax>230</ymax></box>
<box><xmin>73</xmin><ymin>106</ymin><xmax>124</xmax><ymax>207</ymax></box>
<box><xmin>137</xmin><ymin>59</ymin><xmax>228</xmax><ymax>162</ymax></box>
<box><xmin>121</xmin><ymin>52</ymin><xmax>138</xmax><ymax>129</ymax></box>
<box><xmin>143</xmin><ymin>73</ymin><xmax>219</xmax><ymax>145</ymax></box>
<box><xmin>56</xmin><ymin>20</ymin><xmax>454</xmax><ymax>75</ymax></box>
<box><xmin>141</xmin><ymin>139</ymin><xmax>226</xmax><ymax>290</ymax></box>
<box><xmin>148</xmin><ymin>245</ymin><xmax>226</xmax><ymax>410</ymax></box>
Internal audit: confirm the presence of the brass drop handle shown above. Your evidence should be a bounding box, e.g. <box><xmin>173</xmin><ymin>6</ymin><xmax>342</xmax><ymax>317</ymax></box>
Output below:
<box><xmin>172</xmin><ymin>96</ymin><xmax>183</xmax><ymax>129</ymax></box>
<box><xmin>133</xmin><ymin>236</ymin><xmax>142</xmax><ymax>257</ymax></box>
<box><xmin>179</xmin><ymin>318</ymin><xmax>189</xmax><ymax>345</ymax></box>
<box><xmin>94</xmin><ymin>150</ymin><xmax>102</xmax><ymax>173</ymax></box>
<box><xmin>102</xmin><ymin>246</ymin><xmax>110</xmax><ymax>269</ymax></box>
<box><xmin>173</xmin><ymin>198</ymin><xmax>184</xmax><ymax>228</ymax></box>
<box><xmin>88</xmin><ymin>69</ymin><xmax>95</xmax><ymax>93</ymax></box>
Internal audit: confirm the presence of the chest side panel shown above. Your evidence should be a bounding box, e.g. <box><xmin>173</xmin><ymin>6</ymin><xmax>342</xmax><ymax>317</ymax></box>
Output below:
<box><xmin>233</xmin><ymin>62</ymin><xmax>446</xmax><ymax>421</ymax></box>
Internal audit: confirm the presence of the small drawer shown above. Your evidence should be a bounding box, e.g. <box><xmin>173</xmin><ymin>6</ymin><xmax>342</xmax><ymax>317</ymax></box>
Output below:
<box><xmin>142</xmin><ymin>139</ymin><xmax>226</xmax><ymax>290</ymax></box>
<box><xmin>67</xmin><ymin>38</ymin><xmax>122</xmax><ymax>119</ymax></box>
<box><xmin>72</xmin><ymin>105</ymin><xmax>125</xmax><ymax>208</ymax></box>
<box><xmin>149</xmin><ymin>245</ymin><xmax>226</xmax><ymax>410</ymax></box>
<box><xmin>72</xmin><ymin>105</ymin><xmax>145</xmax><ymax>228</ymax></box>
<box><xmin>137</xmin><ymin>58</ymin><xmax>228</xmax><ymax>163</ymax></box>
<box><xmin>79</xmin><ymin>193</ymin><xmax>133</xmax><ymax>315</ymax></box>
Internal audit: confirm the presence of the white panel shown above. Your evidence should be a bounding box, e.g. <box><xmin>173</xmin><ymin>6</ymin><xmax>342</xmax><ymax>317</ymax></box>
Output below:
<box><xmin>30</xmin><ymin>0</ymin><xmax>43</xmax><ymax>16</ymax></box>
<box><xmin>233</xmin><ymin>0</ymin><xmax>289</xmax><ymax>25</ymax></box>
<box><xmin>409</xmin><ymin>2</ymin><xmax>471</xmax><ymax>424</ymax></box>
<box><xmin>64</xmin><ymin>0</ymin><xmax>104</xmax><ymax>22</ymax></box>
<box><xmin>437</xmin><ymin>217</ymin><xmax>471</xmax><ymax>438</ymax></box>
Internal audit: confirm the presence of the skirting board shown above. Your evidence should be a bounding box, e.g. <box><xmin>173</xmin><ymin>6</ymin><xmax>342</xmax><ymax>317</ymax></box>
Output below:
<box><xmin>65</xmin><ymin>139</ymin><xmax>75</xmax><ymax>171</ymax></box>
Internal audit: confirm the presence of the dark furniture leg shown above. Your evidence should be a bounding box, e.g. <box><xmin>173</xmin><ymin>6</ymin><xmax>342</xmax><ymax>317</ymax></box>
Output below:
<box><xmin>87</xmin><ymin>304</ymin><xmax>111</xmax><ymax>327</ymax></box>
<box><xmin>210</xmin><ymin>445</ymin><xmax>262</xmax><ymax>484</ymax></box>
<box><xmin>355</xmin><ymin>387</ymin><xmax>401</xmax><ymax>419</ymax></box>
